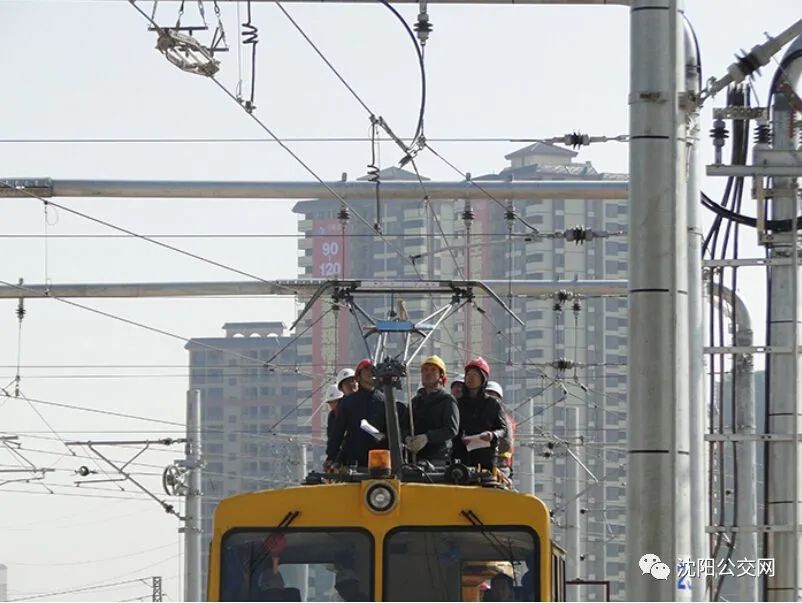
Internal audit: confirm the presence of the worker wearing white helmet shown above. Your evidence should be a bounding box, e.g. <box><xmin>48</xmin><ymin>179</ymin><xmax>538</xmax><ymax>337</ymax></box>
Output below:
<box><xmin>326</xmin><ymin>359</ymin><xmax>389</xmax><ymax>470</ymax></box>
<box><xmin>324</xmin><ymin>384</ymin><xmax>345</xmax><ymax>458</ymax></box>
<box><xmin>450</xmin><ymin>374</ymin><xmax>465</xmax><ymax>400</ymax></box>
<box><xmin>485</xmin><ymin>381</ymin><xmax>514</xmax><ymax>478</ymax></box>
<box><xmin>336</xmin><ymin>368</ymin><xmax>358</xmax><ymax>395</ymax></box>
<box><xmin>485</xmin><ymin>381</ymin><xmax>504</xmax><ymax>400</ymax></box>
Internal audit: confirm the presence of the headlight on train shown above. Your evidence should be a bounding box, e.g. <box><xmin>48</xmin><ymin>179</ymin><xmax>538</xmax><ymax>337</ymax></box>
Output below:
<box><xmin>364</xmin><ymin>481</ymin><xmax>397</xmax><ymax>514</ymax></box>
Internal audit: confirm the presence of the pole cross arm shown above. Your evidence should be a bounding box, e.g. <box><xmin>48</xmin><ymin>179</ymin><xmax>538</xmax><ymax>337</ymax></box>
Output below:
<box><xmin>0</xmin><ymin>278</ymin><xmax>628</xmax><ymax>299</ymax></box>
<box><xmin>0</xmin><ymin>178</ymin><xmax>629</xmax><ymax>200</ymax></box>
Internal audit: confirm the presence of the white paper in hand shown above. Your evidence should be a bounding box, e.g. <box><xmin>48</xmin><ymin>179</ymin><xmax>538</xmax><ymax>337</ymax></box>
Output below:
<box><xmin>463</xmin><ymin>434</ymin><xmax>491</xmax><ymax>451</ymax></box>
<box><xmin>360</xmin><ymin>419</ymin><xmax>385</xmax><ymax>441</ymax></box>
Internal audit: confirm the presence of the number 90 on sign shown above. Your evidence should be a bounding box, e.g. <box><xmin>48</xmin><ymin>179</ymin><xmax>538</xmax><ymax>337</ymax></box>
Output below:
<box><xmin>321</xmin><ymin>242</ymin><xmax>339</xmax><ymax>257</ymax></box>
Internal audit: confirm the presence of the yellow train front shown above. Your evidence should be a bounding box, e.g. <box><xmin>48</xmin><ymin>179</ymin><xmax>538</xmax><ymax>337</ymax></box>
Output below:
<box><xmin>207</xmin><ymin>461</ymin><xmax>566</xmax><ymax>601</ymax></box>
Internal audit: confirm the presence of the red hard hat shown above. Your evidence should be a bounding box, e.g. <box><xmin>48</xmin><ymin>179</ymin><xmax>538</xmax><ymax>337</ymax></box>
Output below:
<box><xmin>355</xmin><ymin>358</ymin><xmax>373</xmax><ymax>374</ymax></box>
<box><xmin>464</xmin><ymin>357</ymin><xmax>490</xmax><ymax>381</ymax></box>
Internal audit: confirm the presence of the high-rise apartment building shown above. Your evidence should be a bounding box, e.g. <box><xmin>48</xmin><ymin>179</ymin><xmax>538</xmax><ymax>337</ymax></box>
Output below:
<box><xmin>292</xmin><ymin>142</ymin><xmax>629</xmax><ymax>599</ymax></box>
<box><xmin>191</xmin><ymin>142</ymin><xmax>629</xmax><ymax>599</ymax></box>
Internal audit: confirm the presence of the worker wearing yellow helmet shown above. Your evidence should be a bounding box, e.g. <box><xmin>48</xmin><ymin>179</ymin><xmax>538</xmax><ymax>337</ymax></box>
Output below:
<box><xmin>400</xmin><ymin>355</ymin><xmax>459</xmax><ymax>464</ymax></box>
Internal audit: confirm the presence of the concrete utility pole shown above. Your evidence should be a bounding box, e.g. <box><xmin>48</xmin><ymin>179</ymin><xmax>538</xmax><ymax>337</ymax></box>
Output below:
<box><xmin>626</xmin><ymin>1</ymin><xmax>691</xmax><ymax>601</ymax></box>
<box><xmin>183</xmin><ymin>390</ymin><xmax>202</xmax><ymax>603</ymax></box>
<box><xmin>765</xmin><ymin>45</ymin><xmax>802</xmax><ymax>601</ymax></box>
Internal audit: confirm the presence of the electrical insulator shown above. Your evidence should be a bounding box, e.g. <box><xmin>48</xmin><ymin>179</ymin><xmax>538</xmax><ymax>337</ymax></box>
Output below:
<box><xmin>337</xmin><ymin>206</ymin><xmax>350</xmax><ymax>227</ymax></box>
<box><xmin>565</xmin><ymin>226</ymin><xmax>593</xmax><ymax>245</ymax></box>
<box><xmin>504</xmin><ymin>204</ymin><xmax>516</xmax><ymax>230</ymax></box>
<box><xmin>552</xmin><ymin>358</ymin><xmax>575</xmax><ymax>372</ymax></box>
<box><xmin>710</xmin><ymin>118</ymin><xmax>729</xmax><ymax>165</ymax></box>
<box><xmin>754</xmin><ymin>122</ymin><xmax>772</xmax><ymax>145</ymax></box>
<box><xmin>563</xmin><ymin>131</ymin><xmax>591</xmax><ymax>149</ymax></box>
<box><xmin>461</xmin><ymin>205</ymin><xmax>475</xmax><ymax>224</ymax></box>
<box><xmin>414</xmin><ymin>3</ymin><xmax>433</xmax><ymax>46</ymax></box>
<box><xmin>572</xmin><ymin>300</ymin><xmax>582</xmax><ymax>315</ymax></box>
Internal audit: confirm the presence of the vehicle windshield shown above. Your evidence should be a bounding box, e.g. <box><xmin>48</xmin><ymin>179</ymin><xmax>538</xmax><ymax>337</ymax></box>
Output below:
<box><xmin>220</xmin><ymin>528</ymin><xmax>373</xmax><ymax>602</ymax></box>
<box><xmin>383</xmin><ymin>526</ymin><xmax>539</xmax><ymax>602</ymax></box>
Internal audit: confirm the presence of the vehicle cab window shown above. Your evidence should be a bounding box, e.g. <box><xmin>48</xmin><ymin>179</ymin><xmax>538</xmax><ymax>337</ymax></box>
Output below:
<box><xmin>383</xmin><ymin>526</ymin><xmax>539</xmax><ymax>601</ymax></box>
<box><xmin>220</xmin><ymin>528</ymin><xmax>373</xmax><ymax>602</ymax></box>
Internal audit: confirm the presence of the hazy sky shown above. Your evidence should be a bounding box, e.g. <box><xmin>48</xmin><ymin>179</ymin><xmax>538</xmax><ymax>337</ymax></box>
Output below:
<box><xmin>0</xmin><ymin>0</ymin><xmax>799</xmax><ymax>600</ymax></box>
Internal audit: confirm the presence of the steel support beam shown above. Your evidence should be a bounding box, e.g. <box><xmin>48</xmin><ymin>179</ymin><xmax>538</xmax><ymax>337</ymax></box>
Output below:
<box><xmin>0</xmin><ymin>279</ymin><xmax>628</xmax><ymax>300</ymax></box>
<box><xmin>0</xmin><ymin>178</ymin><xmax>629</xmax><ymax>201</ymax></box>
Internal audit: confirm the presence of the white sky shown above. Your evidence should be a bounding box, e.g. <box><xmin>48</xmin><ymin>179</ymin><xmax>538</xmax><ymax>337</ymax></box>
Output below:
<box><xmin>0</xmin><ymin>0</ymin><xmax>799</xmax><ymax>600</ymax></box>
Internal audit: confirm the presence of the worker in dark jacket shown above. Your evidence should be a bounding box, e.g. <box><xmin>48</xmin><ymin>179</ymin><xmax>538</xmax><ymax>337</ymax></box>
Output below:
<box><xmin>400</xmin><ymin>355</ymin><xmax>459</xmax><ymax>464</ymax></box>
<box><xmin>451</xmin><ymin>357</ymin><xmax>508</xmax><ymax>470</ymax></box>
<box><xmin>325</xmin><ymin>358</ymin><xmax>388</xmax><ymax>469</ymax></box>
<box><xmin>324</xmin><ymin>384</ymin><xmax>344</xmax><ymax>445</ymax></box>
<box><xmin>486</xmin><ymin>380</ymin><xmax>514</xmax><ymax>478</ymax></box>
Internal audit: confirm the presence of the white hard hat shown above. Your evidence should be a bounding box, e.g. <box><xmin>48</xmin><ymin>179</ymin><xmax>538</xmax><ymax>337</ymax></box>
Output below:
<box><xmin>325</xmin><ymin>384</ymin><xmax>344</xmax><ymax>402</ymax></box>
<box><xmin>452</xmin><ymin>374</ymin><xmax>465</xmax><ymax>385</ymax></box>
<box><xmin>486</xmin><ymin>381</ymin><xmax>504</xmax><ymax>399</ymax></box>
<box><xmin>336</xmin><ymin>368</ymin><xmax>356</xmax><ymax>388</ymax></box>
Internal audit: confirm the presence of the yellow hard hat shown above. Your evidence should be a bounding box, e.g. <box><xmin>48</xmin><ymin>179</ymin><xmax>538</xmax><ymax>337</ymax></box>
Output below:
<box><xmin>421</xmin><ymin>355</ymin><xmax>447</xmax><ymax>375</ymax></box>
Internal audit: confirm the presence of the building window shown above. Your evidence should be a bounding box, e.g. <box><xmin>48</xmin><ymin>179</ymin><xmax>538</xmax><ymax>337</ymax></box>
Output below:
<box><xmin>243</xmin><ymin>387</ymin><xmax>258</xmax><ymax>400</ymax></box>
<box><xmin>206</xmin><ymin>388</ymin><xmax>224</xmax><ymax>402</ymax></box>
<box><xmin>206</xmin><ymin>406</ymin><xmax>223</xmax><ymax>421</ymax></box>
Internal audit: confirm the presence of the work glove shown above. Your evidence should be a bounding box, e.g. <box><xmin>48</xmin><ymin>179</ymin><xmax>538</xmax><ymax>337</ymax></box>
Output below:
<box><xmin>406</xmin><ymin>434</ymin><xmax>429</xmax><ymax>453</ymax></box>
<box><xmin>323</xmin><ymin>459</ymin><xmax>336</xmax><ymax>473</ymax></box>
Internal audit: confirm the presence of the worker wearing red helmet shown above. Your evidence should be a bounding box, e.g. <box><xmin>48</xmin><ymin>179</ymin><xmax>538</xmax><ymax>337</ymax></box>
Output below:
<box><xmin>325</xmin><ymin>358</ymin><xmax>389</xmax><ymax>469</ymax></box>
<box><xmin>399</xmin><ymin>355</ymin><xmax>459</xmax><ymax>464</ymax></box>
<box><xmin>451</xmin><ymin>357</ymin><xmax>509</xmax><ymax>470</ymax></box>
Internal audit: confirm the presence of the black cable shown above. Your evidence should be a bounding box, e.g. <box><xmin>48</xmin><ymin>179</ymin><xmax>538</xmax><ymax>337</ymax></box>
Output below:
<box><xmin>713</xmin><ymin>85</ymin><xmax>751</xmax><ymax>602</ymax></box>
<box><xmin>375</xmin><ymin>0</ymin><xmax>426</xmax><ymax>148</ymax></box>
<box><xmin>241</xmin><ymin>0</ymin><xmax>259</xmax><ymax>112</ymax></box>
<box><xmin>701</xmin><ymin>192</ymin><xmax>802</xmax><ymax>231</ymax></box>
